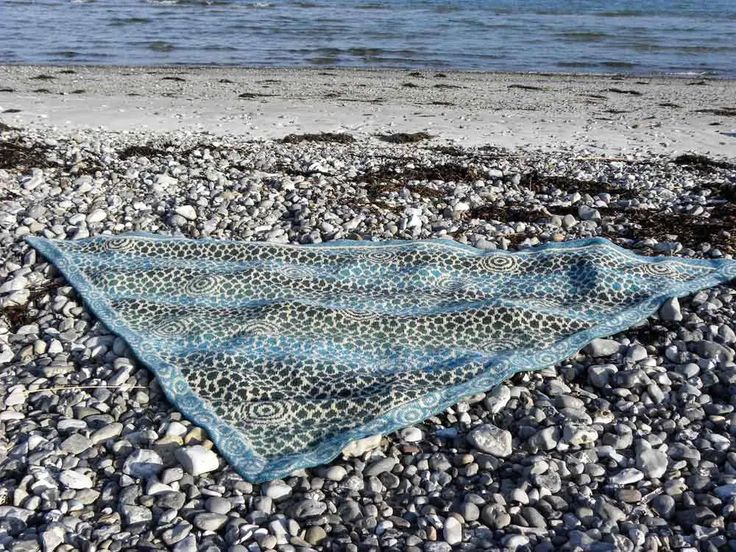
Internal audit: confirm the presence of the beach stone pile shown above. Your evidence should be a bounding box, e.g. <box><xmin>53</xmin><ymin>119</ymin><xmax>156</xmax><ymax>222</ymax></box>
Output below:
<box><xmin>1</xmin><ymin>126</ymin><xmax>735</xmax><ymax>551</ymax></box>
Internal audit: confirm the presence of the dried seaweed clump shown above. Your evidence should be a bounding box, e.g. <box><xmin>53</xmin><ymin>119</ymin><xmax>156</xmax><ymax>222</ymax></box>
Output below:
<box><xmin>118</xmin><ymin>145</ymin><xmax>169</xmax><ymax>160</ymax></box>
<box><xmin>0</xmin><ymin>140</ymin><xmax>52</xmax><ymax>170</ymax></box>
<box><xmin>672</xmin><ymin>154</ymin><xmax>733</xmax><ymax>171</ymax></box>
<box><xmin>377</xmin><ymin>132</ymin><xmax>432</xmax><ymax>144</ymax></box>
<box><xmin>281</xmin><ymin>133</ymin><xmax>356</xmax><ymax>145</ymax></box>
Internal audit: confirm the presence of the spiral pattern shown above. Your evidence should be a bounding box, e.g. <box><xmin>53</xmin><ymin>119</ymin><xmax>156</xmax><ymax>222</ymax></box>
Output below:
<box><xmin>480</xmin><ymin>254</ymin><xmax>518</xmax><ymax>273</ymax></box>
<box><xmin>243</xmin><ymin>400</ymin><xmax>288</xmax><ymax>425</ymax></box>
<box><xmin>392</xmin><ymin>404</ymin><xmax>427</xmax><ymax>425</ymax></box>
<box><xmin>478</xmin><ymin>337</ymin><xmax>523</xmax><ymax>353</ymax></box>
<box><xmin>639</xmin><ymin>262</ymin><xmax>677</xmax><ymax>277</ymax></box>
<box><xmin>434</xmin><ymin>274</ymin><xmax>465</xmax><ymax>294</ymax></box>
<box><xmin>104</xmin><ymin>238</ymin><xmax>137</xmax><ymax>253</ymax></box>
<box><xmin>337</xmin><ymin>308</ymin><xmax>380</xmax><ymax>322</ymax></box>
<box><xmin>184</xmin><ymin>274</ymin><xmax>221</xmax><ymax>295</ymax></box>
<box><xmin>152</xmin><ymin>317</ymin><xmax>190</xmax><ymax>338</ymax></box>
<box><xmin>360</xmin><ymin>250</ymin><xmax>397</xmax><ymax>264</ymax></box>
<box><xmin>238</xmin><ymin>319</ymin><xmax>281</xmax><ymax>337</ymax></box>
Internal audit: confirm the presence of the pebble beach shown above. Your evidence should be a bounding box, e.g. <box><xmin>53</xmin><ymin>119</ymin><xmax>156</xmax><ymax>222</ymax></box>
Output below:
<box><xmin>1</xmin><ymin>65</ymin><xmax>736</xmax><ymax>552</ymax></box>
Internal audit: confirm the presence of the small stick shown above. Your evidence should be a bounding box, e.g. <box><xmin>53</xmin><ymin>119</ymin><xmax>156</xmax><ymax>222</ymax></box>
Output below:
<box><xmin>20</xmin><ymin>385</ymin><xmax>148</xmax><ymax>396</ymax></box>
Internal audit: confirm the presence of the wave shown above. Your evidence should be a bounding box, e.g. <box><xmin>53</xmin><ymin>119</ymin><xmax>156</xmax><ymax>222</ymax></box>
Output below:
<box><xmin>557</xmin><ymin>31</ymin><xmax>609</xmax><ymax>42</ymax></box>
<box><xmin>109</xmin><ymin>17</ymin><xmax>152</xmax><ymax>25</ymax></box>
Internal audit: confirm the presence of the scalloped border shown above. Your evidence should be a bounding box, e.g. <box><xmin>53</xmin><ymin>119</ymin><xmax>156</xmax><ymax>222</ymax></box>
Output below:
<box><xmin>25</xmin><ymin>233</ymin><xmax>736</xmax><ymax>482</ymax></box>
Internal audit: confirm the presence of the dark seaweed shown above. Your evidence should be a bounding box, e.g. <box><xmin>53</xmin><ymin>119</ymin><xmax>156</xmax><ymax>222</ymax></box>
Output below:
<box><xmin>118</xmin><ymin>144</ymin><xmax>169</xmax><ymax>160</ymax></box>
<box><xmin>377</xmin><ymin>132</ymin><xmax>432</xmax><ymax>144</ymax></box>
<box><xmin>606</xmin><ymin>88</ymin><xmax>642</xmax><ymax>96</ymax></box>
<box><xmin>508</xmin><ymin>84</ymin><xmax>545</xmax><ymax>91</ymax></box>
<box><xmin>280</xmin><ymin>133</ymin><xmax>355</xmax><ymax>145</ymax></box>
<box><xmin>673</xmin><ymin>154</ymin><xmax>733</xmax><ymax>171</ymax></box>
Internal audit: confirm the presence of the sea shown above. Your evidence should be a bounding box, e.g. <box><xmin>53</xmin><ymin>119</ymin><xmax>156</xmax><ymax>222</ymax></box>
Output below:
<box><xmin>1</xmin><ymin>0</ymin><xmax>735</xmax><ymax>76</ymax></box>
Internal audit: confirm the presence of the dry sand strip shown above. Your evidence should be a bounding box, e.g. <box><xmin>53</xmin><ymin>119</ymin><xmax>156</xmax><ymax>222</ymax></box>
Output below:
<box><xmin>0</xmin><ymin>65</ymin><xmax>735</xmax><ymax>157</ymax></box>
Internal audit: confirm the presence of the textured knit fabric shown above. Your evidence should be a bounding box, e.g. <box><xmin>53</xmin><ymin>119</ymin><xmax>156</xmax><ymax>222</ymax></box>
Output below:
<box><xmin>27</xmin><ymin>233</ymin><xmax>736</xmax><ymax>482</ymax></box>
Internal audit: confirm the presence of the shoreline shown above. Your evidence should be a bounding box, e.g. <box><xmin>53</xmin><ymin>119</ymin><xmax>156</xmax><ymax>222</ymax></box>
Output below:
<box><xmin>3</xmin><ymin>63</ymin><xmax>735</xmax><ymax>81</ymax></box>
<box><xmin>1</xmin><ymin>64</ymin><xmax>735</xmax><ymax>157</ymax></box>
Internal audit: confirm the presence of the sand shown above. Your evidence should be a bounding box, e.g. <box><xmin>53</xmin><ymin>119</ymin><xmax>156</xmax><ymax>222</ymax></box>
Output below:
<box><xmin>0</xmin><ymin>65</ymin><xmax>735</xmax><ymax>157</ymax></box>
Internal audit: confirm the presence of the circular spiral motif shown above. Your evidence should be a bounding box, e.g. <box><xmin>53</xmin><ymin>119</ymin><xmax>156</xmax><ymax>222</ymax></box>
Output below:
<box><xmin>184</xmin><ymin>274</ymin><xmax>221</xmax><ymax>295</ymax></box>
<box><xmin>535</xmin><ymin>344</ymin><xmax>568</xmax><ymax>366</ymax></box>
<box><xmin>238</xmin><ymin>319</ymin><xmax>281</xmax><ymax>337</ymax></box>
<box><xmin>243</xmin><ymin>400</ymin><xmax>288</xmax><ymax>426</ymax></box>
<box><xmin>434</xmin><ymin>274</ymin><xmax>465</xmax><ymax>294</ymax></box>
<box><xmin>176</xmin><ymin>394</ymin><xmax>201</xmax><ymax>410</ymax></box>
<box><xmin>152</xmin><ymin>317</ymin><xmax>190</xmax><ymax>338</ymax></box>
<box><xmin>721</xmin><ymin>262</ymin><xmax>736</xmax><ymax>278</ymax></box>
<box><xmin>416</xmin><ymin>392</ymin><xmax>441</xmax><ymax>410</ymax></box>
<box><xmin>639</xmin><ymin>262</ymin><xmax>677</xmax><ymax>277</ymax></box>
<box><xmin>393</xmin><ymin>404</ymin><xmax>427</xmax><ymax>425</ymax></box>
<box><xmin>338</xmin><ymin>308</ymin><xmax>380</xmax><ymax>322</ymax></box>
<box><xmin>171</xmin><ymin>379</ymin><xmax>191</xmax><ymax>396</ymax></box>
<box><xmin>221</xmin><ymin>433</ymin><xmax>250</xmax><ymax>456</ymax></box>
<box><xmin>136</xmin><ymin>339</ymin><xmax>158</xmax><ymax>355</ymax></box>
<box><xmin>478</xmin><ymin>336</ymin><xmax>523</xmax><ymax>353</ymax></box>
<box><xmin>279</xmin><ymin>265</ymin><xmax>314</xmax><ymax>280</ymax></box>
<box><xmin>360</xmin><ymin>250</ymin><xmax>397</xmax><ymax>264</ymax></box>
<box><xmin>104</xmin><ymin>238</ymin><xmax>137</xmax><ymax>253</ymax></box>
<box><xmin>480</xmin><ymin>254</ymin><xmax>518</xmax><ymax>273</ymax></box>
<box><xmin>156</xmin><ymin>362</ymin><xmax>176</xmax><ymax>378</ymax></box>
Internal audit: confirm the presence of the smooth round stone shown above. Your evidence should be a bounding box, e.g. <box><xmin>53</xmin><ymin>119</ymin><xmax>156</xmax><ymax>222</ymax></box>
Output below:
<box><xmin>90</xmin><ymin>423</ymin><xmax>123</xmax><ymax>445</ymax></box>
<box><xmin>364</xmin><ymin>457</ymin><xmax>397</xmax><ymax>477</ymax></box>
<box><xmin>262</xmin><ymin>481</ymin><xmax>291</xmax><ymax>500</ymax></box>
<box><xmin>585</xmin><ymin>339</ymin><xmax>620</xmax><ymax>357</ymax></box>
<box><xmin>652</xmin><ymin>495</ymin><xmax>676</xmax><ymax>518</ymax></box>
<box><xmin>174</xmin><ymin>445</ymin><xmax>219</xmax><ymax>477</ymax></box>
<box><xmin>609</xmin><ymin>468</ymin><xmax>644</xmax><ymax>486</ymax></box>
<box><xmin>399</xmin><ymin>427</ymin><xmax>423</xmax><ymax>443</ymax></box>
<box><xmin>443</xmin><ymin>516</ymin><xmax>462</xmax><ymax>545</ymax></box>
<box><xmin>324</xmin><ymin>466</ymin><xmax>347</xmax><ymax>482</ymax></box>
<box><xmin>481</xmin><ymin>504</ymin><xmax>510</xmax><ymax>529</ymax></box>
<box><xmin>484</xmin><ymin>385</ymin><xmax>511</xmax><ymax>414</ymax></box>
<box><xmin>205</xmin><ymin>497</ymin><xmax>232</xmax><ymax>515</ymax></box>
<box><xmin>60</xmin><ymin>433</ymin><xmax>92</xmax><ymax>455</ymax></box>
<box><xmin>305</xmin><ymin>526</ymin><xmax>327</xmax><ymax>546</ymax></box>
<box><xmin>467</xmin><ymin>424</ymin><xmax>512</xmax><ymax>457</ymax></box>
<box><xmin>636</xmin><ymin>443</ymin><xmax>668</xmax><ymax>479</ymax></box>
<box><xmin>456</xmin><ymin>502</ymin><xmax>480</xmax><ymax>522</ymax></box>
<box><xmin>194</xmin><ymin>513</ymin><xmax>228</xmax><ymax>531</ymax></box>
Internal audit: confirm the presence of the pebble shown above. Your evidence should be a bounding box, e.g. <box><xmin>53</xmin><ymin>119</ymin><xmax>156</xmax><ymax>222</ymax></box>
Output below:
<box><xmin>484</xmin><ymin>385</ymin><xmax>511</xmax><ymax>414</ymax></box>
<box><xmin>443</xmin><ymin>516</ymin><xmax>462</xmax><ymax>545</ymax></box>
<box><xmin>467</xmin><ymin>424</ymin><xmax>512</xmax><ymax>457</ymax></box>
<box><xmin>609</xmin><ymin>468</ymin><xmax>644</xmax><ymax>485</ymax></box>
<box><xmin>90</xmin><ymin>422</ymin><xmax>123</xmax><ymax>444</ymax></box>
<box><xmin>174</xmin><ymin>445</ymin><xmax>219</xmax><ymax>476</ymax></box>
<box><xmin>59</xmin><ymin>470</ymin><xmax>93</xmax><ymax>490</ymax></box>
<box><xmin>341</xmin><ymin>434</ymin><xmax>382</xmax><ymax>457</ymax></box>
<box><xmin>193</xmin><ymin>513</ymin><xmax>228</xmax><ymax>531</ymax></box>
<box><xmin>123</xmin><ymin>449</ymin><xmax>164</xmax><ymax>478</ymax></box>
<box><xmin>659</xmin><ymin>297</ymin><xmax>683</xmax><ymax>321</ymax></box>
<box><xmin>365</xmin><ymin>456</ymin><xmax>398</xmax><ymax>476</ymax></box>
<box><xmin>262</xmin><ymin>480</ymin><xmax>292</xmax><ymax>500</ymax></box>
<box><xmin>585</xmin><ymin>338</ymin><xmax>620</xmax><ymax>357</ymax></box>
<box><xmin>175</xmin><ymin>205</ymin><xmax>198</xmax><ymax>220</ymax></box>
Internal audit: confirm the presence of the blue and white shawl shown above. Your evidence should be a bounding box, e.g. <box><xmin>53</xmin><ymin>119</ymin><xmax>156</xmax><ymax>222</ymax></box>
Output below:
<box><xmin>27</xmin><ymin>233</ymin><xmax>736</xmax><ymax>482</ymax></box>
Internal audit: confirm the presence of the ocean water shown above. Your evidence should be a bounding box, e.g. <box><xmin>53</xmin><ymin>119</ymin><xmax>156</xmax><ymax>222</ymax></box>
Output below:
<box><xmin>1</xmin><ymin>0</ymin><xmax>735</xmax><ymax>76</ymax></box>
